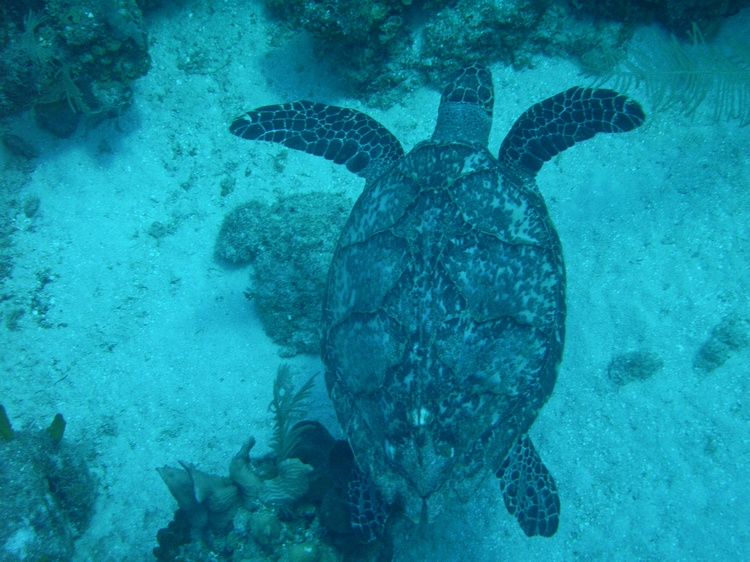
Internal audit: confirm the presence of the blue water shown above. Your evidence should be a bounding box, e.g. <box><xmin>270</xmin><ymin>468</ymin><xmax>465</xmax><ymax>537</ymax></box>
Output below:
<box><xmin>1</xmin><ymin>2</ymin><xmax>748</xmax><ymax>560</ymax></box>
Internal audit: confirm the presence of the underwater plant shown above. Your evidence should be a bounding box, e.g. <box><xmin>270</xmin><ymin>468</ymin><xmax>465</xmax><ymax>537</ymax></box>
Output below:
<box><xmin>587</xmin><ymin>24</ymin><xmax>750</xmax><ymax>125</ymax></box>
<box><xmin>269</xmin><ymin>364</ymin><xmax>316</xmax><ymax>461</ymax></box>
<box><xmin>21</xmin><ymin>10</ymin><xmax>53</xmax><ymax>69</ymax></box>
<box><xmin>55</xmin><ymin>63</ymin><xmax>92</xmax><ymax>114</ymax></box>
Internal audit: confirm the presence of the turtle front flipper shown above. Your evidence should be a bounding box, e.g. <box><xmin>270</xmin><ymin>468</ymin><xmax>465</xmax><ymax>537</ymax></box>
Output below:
<box><xmin>230</xmin><ymin>100</ymin><xmax>404</xmax><ymax>182</ymax></box>
<box><xmin>499</xmin><ymin>87</ymin><xmax>645</xmax><ymax>177</ymax></box>
<box><xmin>496</xmin><ymin>434</ymin><xmax>560</xmax><ymax>537</ymax></box>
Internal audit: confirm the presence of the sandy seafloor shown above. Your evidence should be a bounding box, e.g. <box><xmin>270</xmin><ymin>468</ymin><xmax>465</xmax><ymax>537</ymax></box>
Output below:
<box><xmin>1</xmin><ymin>1</ymin><xmax>749</xmax><ymax>560</ymax></box>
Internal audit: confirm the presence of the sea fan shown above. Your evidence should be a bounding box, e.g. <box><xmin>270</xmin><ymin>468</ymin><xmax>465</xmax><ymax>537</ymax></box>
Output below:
<box><xmin>584</xmin><ymin>24</ymin><xmax>750</xmax><ymax>126</ymax></box>
<box><xmin>21</xmin><ymin>10</ymin><xmax>52</xmax><ymax>69</ymax></box>
<box><xmin>268</xmin><ymin>364</ymin><xmax>316</xmax><ymax>461</ymax></box>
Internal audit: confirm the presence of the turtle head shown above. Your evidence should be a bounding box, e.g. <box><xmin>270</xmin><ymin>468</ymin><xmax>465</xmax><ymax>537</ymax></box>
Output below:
<box><xmin>431</xmin><ymin>64</ymin><xmax>494</xmax><ymax>145</ymax></box>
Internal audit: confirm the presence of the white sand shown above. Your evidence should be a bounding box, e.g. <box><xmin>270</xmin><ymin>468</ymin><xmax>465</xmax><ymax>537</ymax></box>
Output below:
<box><xmin>1</xmin><ymin>2</ymin><xmax>748</xmax><ymax>560</ymax></box>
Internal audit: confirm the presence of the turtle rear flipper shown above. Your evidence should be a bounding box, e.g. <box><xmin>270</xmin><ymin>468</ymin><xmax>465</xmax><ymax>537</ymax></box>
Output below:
<box><xmin>348</xmin><ymin>464</ymin><xmax>388</xmax><ymax>543</ymax></box>
<box><xmin>496</xmin><ymin>434</ymin><xmax>560</xmax><ymax>537</ymax></box>
<box><xmin>230</xmin><ymin>100</ymin><xmax>404</xmax><ymax>182</ymax></box>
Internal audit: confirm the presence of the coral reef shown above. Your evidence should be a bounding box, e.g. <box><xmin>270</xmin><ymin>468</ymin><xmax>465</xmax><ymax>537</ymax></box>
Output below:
<box><xmin>157</xmin><ymin>462</ymin><xmax>241</xmax><ymax>532</ymax></box>
<box><xmin>154</xmin><ymin>366</ymin><xmax>392</xmax><ymax>561</ymax></box>
<box><xmin>215</xmin><ymin>192</ymin><xmax>351</xmax><ymax>356</ymax></box>
<box><xmin>261</xmin><ymin>0</ymin><xmax>747</xmax><ymax>103</ymax></box>
<box><xmin>419</xmin><ymin>0</ymin><xmax>623</xmax><ymax>81</ymax></box>
<box><xmin>607</xmin><ymin>350</ymin><xmax>664</xmax><ymax>386</ymax></box>
<box><xmin>0</xmin><ymin>407</ymin><xmax>97</xmax><ymax>562</ymax></box>
<box><xmin>263</xmin><ymin>0</ymin><xmax>431</xmax><ymax>97</ymax></box>
<box><xmin>0</xmin><ymin>0</ymin><xmax>151</xmax><ymax>134</ymax></box>
<box><xmin>570</xmin><ymin>0</ymin><xmax>750</xmax><ymax>36</ymax></box>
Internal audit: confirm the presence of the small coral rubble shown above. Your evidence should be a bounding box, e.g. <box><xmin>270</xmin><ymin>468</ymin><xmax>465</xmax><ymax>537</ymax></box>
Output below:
<box><xmin>694</xmin><ymin>315</ymin><xmax>750</xmax><ymax>373</ymax></box>
<box><xmin>607</xmin><ymin>350</ymin><xmax>664</xmax><ymax>386</ymax></box>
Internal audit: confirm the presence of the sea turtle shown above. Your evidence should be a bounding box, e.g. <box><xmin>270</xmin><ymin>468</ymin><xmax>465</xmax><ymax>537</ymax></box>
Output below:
<box><xmin>230</xmin><ymin>64</ymin><xmax>645</xmax><ymax>540</ymax></box>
